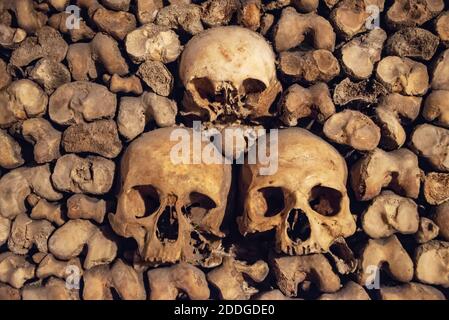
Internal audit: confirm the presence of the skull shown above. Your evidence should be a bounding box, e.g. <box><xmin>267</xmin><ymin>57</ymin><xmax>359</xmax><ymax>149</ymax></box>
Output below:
<box><xmin>179</xmin><ymin>26</ymin><xmax>282</xmax><ymax>122</ymax></box>
<box><xmin>238</xmin><ymin>128</ymin><xmax>356</xmax><ymax>255</ymax></box>
<box><xmin>109</xmin><ymin>127</ymin><xmax>232</xmax><ymax>266</ymax></box>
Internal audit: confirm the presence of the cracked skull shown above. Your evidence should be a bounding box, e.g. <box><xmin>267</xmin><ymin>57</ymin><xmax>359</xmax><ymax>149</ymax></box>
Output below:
<box><xmin>238</xmin><ymin>128</ymin><xmax>356</xmax><ymax>255</ymax></box>
<box><xmin>179</xmin><ymin>26</ymin><xmax>282</xmax><ymax>122</ymax></box>
<box><xmin>109</xmin><ymin>127</ymin><xmax>231</xmax><ymax>266</ymax></box>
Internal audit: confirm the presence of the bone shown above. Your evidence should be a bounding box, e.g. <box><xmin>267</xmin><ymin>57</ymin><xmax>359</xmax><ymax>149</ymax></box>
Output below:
<box><xmin>0</xmin><ymin>129</ymin><xmax>24</xmax><ymax>169</ymax></box>
<box><xmin>361</xmin><ymin>191</ymin><xmax>419</xmax><ymax>239</ymax></box>
<box><xmin>279</xmin><ymin>83</ymin><xmax>335</xmax><ymax>126</ymax></box>
<box><xmin>28</xmin><ymin>58</ymin><xmax>71</xmax><ymax>94</ymax></box>
<box><xmin>137</xmin><ymin>61</ymin><xmax>174</xmax><ymax>97</ymax></box>
<box><xmin>333</xmin><ymin>78</ymin><xmax>388</xmax><ymax>106</ymax></box>
<box><xmin>318</xmin><ymin>281</ymin><xmax>370</xmax><ymax>300</ymax></box>
<box><xmin>358</xmin><ymin>235</ymin><xmax>414</xmax><ymax>285</ymax></box>
<box><xmin>30</xmin><ymin>198</ymin><xmax>65</xmax><ymax>226</ymax></box>
<box><xmin>433</xmin><ymin>201</ymin><xmax>449</xmax><ymax>240</ymax></box>
<box><xmin>136</xmin><ymin>0</ymin><xmax>163</xmax><ymax>24</ymax></box>
<box><xmin>386</xmin><ymin>28</ymin><xmax>439</xmax><ymax>61</ymax></box>
<box><xmin>0</xmin><ymin>165</ymin><xmax>62</xmax><ymax>219</ymax></box>
<box><xmin>272</xmin><ymin>254</ymin><xmax>341</xmax><ymax>297</ymax></box>
<box><xmin>36</xmin><ymin>254</ymin><xmax>83</xmax><ymax>280</ymax></box>
<box><xmin>0</xmin><ymin>215</ymin><xmax>11</xmax><ymax>246</ymax></box>
<box><xmin>62</xmin><ymin>120</ymin><xmax>123</xmax><ymax>159</ymax></box>
<box><xmin>201</xmin><ymin>0</ymin><xmax>237</xmax><ymax>27</ymax></box>
<box><xmin>386</xmin><ymin>0</ymin><xmax>444</xmax><ymax>29</ymax></box>
<box><xmin>155</xmin><ymin>4</ymin><xmax>204</xmax><ymax>35</ymax></box>
<box><xmin>207</xmin><ymin>256</ymin><xmax>269</xmax><ymax>300</ymax></box>
<box><xmin>147</xmin><ymin>263</ymin><xmax>210</xmax><ymax>300</ymax></box>
<box><xmin>323</xmin><ymin>109</ymin><xmax>381</xmax><ymax>151</ymax></box>
<box><xmin>350</xmin><ymin>148</ymin><xmax>421</xmax><ymax>201</ymax></box>
<box><xmin>0</xmin><ymin>283</ymin><xmax>21</xmax><ymax>300</ymax></box>
<box><xmin>108</xmin><ymin>74</ymin><xmax>143</xmax><ymax>95</ymax></box>
<box><xmin>431</xmin><ymin>49</ymin><xmax>449</xmax><ymax>91</ymax></box>
<box><xmin>423</xmin><ymin>172</ymin><xmax>449</xmax><ymax>205</ymax></box>
<box><xmin>415</xmin><ymin>241</ymin><xmax>449</xmax><ymax>288</ymax></box>
<box><xmin>410</xmin><ymin>124</ymin><xmax>449</xmax><ymax>172</ymax></box>
<box><xmin>380</xmin><ymin>283</ymin><xmax>446</xmax><ymax>300</ymax></box>
<box><xmin>22</xmin><ymin>118</ymin><xmax>62</xmax><ymax>163</ymax></box>
<box><xmin>52</xmin><ymin>154</ymin><xmax>115</xmax><ymax>195</ymax></box>
<box><xmin>0</xmin><ymin>59</ymin><xmax>11</xmax><ymax>90</ymax></box>
<box><xmin>67</xmin><ymin>194</ymin><xmax>107</xmax><ymax>223</ymax></box>
<box><xmin>415</xmin><ymin>217</ymin><xmax>439</xmax><ymax>244</ymax></box>
<box><xmin>48</xmin><ymin>12</ymin><xmax>95</xmax><ymax>42</ymax></box>
<box><xmin>435</xmin><ymin>11</ymin><xmax>449</xmax><ymax>47</ymax></box>
<box><xmin>22</xmin><ymin>278</ymin><xmax>80</xmax><ymax>300</ymax></box>
<box><xmin>0</xmin><ymin>252</ymin><xmax>35</xmax><ymax>289</ymax></box>
<box><xmin>423</xmin><ymin>90</ymin><xmax>449</xmax><ymax>128</ymax></box>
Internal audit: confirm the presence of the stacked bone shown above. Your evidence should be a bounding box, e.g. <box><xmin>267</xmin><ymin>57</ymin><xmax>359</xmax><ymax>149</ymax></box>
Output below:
<box><xmin>0</xmin><ymin>0</ymin><xmax>448</xmax><ymax>300</ymax></box>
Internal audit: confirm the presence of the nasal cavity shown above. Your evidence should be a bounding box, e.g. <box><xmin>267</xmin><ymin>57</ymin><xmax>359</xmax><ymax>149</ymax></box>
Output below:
<box><xmin>287</xmin><ymin>209</ymin><xmax>311</xmax><ymax>242</ymax></box>
<box><xmin>156</xmin><ymin>206</ymin><xmax>179</xmax><ymax>242</ymax></box>
<box><xmin>259</xmin><ymin>187</ymin><xmax>285</xmax><ymax>217</ymax></box>
<box><xmin>308</xmin><ymin>186</ymin><xmax>342</xmax><ymax>216</ymax></box>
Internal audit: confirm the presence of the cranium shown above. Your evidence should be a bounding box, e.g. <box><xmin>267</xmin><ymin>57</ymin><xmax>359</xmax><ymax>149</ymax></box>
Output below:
<box><xmin>238</xmin><ymin>128</ymin><xmax>356</xmax><ymax>255</ymax></box>
<box><xmin>109</xmin><ymin>127</ymin><xmax>231</xmax><ymax>267</ymax></box>
<box><xmin>179</xmin><ymin>26</ymin><xmax>282</xmax><ymax>122</ymax></box>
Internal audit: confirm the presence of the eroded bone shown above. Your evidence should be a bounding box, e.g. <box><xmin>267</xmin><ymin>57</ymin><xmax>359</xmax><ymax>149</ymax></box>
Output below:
<box><xmin>108</xmin><ymin>75</ymin><xmax>143</xmax><ymax>95</ymax></box>
<box><xmin>333</xmin><ymin>78</ymin><xmax>388</xmax><ymax>106</ymax></box>
<box><xmin>386</xmin><ymin>27</ymin><xmax>439</xmax><ymax>61</ymax></box>
<box><xmin>0</xmin><ymin>215</ymin><xmax>11</xmax><ymax>246</ymax></box>
<box><xmin>22</xmin><ymin>118</ymin><xmax>62</xmax><ymax>163</ymax></box>
<box><xmin>434</xmin><ymin>201</ymin><xmax>449</xmax><ymax>240</ymax></box>
<box><xmin>67</xmin><ymin>194</ymin><xmax>106</xmax><ymax>223</ymax></box>
<box><xmin>431</xmin><ymin>49</ymin><xmax>449</xmax><ymax>91</ymax></box>
<box><xmin>380</xmin><ymin>282</ymin><xmax>445</xmax><ymax>300</ymax></box>
<box><xmin>0</xmin><ymin>252</ymin><xmax>35</xmax><ymax>289</ymax></box>
<box><xmin>424</xmin><ymin>172</ymin><xmax>449</xmax><ymax>205</ymax></box>
<box><xmin>155</xmin><ymin>4</ymin><xmax>204</xmax><ymax>35</ymax></box>
<box><xmin>29</xmin><ymin>58</ymin><xmax>71</xmax><ymax>94</ymax></box>
<box><xmin>22</xmin><ymin>278</ymin><xmax>79</xmax><ymax>300</ymax></box>
<box><xmin>415</xmin><ymin>217</ymin><xmax>439</xmax><ymax>244</ymax></box>
<box><xmin>30</xmin><ymin>198</ymin><xmax>65</xmax><ymax>226</ymax></box>
<box><xmin>36</xmin><ymin>254</ymin><xmax>83</xmax><ymax>280</ymax></box>
<box><xmin>0</xmin><ymin>129</ymin><xmax>24</xmax><ymax>169</ymax></box>
<box><xmin>423</xmin><ymin>90</ymin><xmax>449</xmax><ymax>128</ymax></box>
<box><xmin>0</xmin><ymin>283</ymin><xmax>20</xmax><ymax>300</ymax></box>
<box><xmin>207</xmin><ymin>256</ymin><xmax>269</xmax><ymax>300</ymax></box>
<box><xmin>318</xmin><ymin>281</ymin><xmax>370</xmax><ymax>300</ymax></box>
<box><xmin>386</xmin><ymin>0</ymin><xmax>444</xmax><ymax>29</ymax></box>
<box><xmin>411</xmin><ymin>124</ymin><xmax>449</xmax><ymax>172</ymax></box>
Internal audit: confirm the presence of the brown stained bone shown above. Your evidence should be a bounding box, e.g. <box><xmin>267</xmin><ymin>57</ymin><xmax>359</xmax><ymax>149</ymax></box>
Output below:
<box><xmin>361</xmin><ymin>191</ymin><xmax>419</xmax><ymax>239</ymax></box>
<box><xmin>148</xmin><ymin>263</ymin><xmax>210</xmax><ymax>300</ymax></box>
<box><xmin>22</xmin><ymin>118</ymin><xmax>62</xmax><ymax>163</ymax></box>
<box><xmin>101</xmin><ymin>0</ymin><xmax>131</xmax><ymax>11</ymax></box>
<box><xmin>207</xmin><ymin>256</ymin><xmax>269</xmax><ymax>300</ymax></box>
<box><xmin>30</xmin><ymin>198</ymin><xmax>65</xmax><ymax>226</ymax></box>
<box><xmin>156</xmin><ymin>4</ymin><xmax>204</xmax><ymax>35</ymax></box>
<box><xmin>415</xmin><ymin>217</ymin><xmax>439</xmax><ymax>244</ymax></box>
<box><xmin>49</xmin><ymin>81</ymin><xmax>117</xmax><ymax>126</ymax></box>
<box><xmin>238</xmin><ymin>0</ymin><xmax>262</xmax><ymax>31</ymax></box>
<box><xmin>386</xmin><ymin>0</ymin><xmax>444</xmax><ymax>29</ymax></box>
<box><xmin>0</xmin><ymin>283</ymin><xmax>21</xmax><ymax>300</ymax></box>
<box><xmin>201</xmin><ymin>0</ymin><xmax>238</xmax><ymax>27</ymax></box>
<box><xmin>278</xmin><ymin>49</ymin><xmax>340</xmax><ymax>84</ymax></box>
<box><xmin>0</xmin><ymin>0</ymin><xmax>47</xmax><ymax>34</ymax></box>
<box><xmin>0</xmin><ymin>216</ymin><xmax>11</xmax><ymax>246</ymax></box>
<box><xmin>333</xmin><ymin>78</ymin><xmax>388</xmax><ymax>106</ymax></box>
<box><xmin>137</xmin><ymin>0</ymin><xmax>164</xmax><ymax>24</ymax></box>
<box><xmin>0</xmin><ymin>59</ymin><xmax>11</xmax><ymax>90</ymax></box>
<box><xmin>108</xmin><ymin>74</ymin><xmax>143</xmax><ymax>95</ymax></box>
<box><xmin>423</xmin><ymin>172</ymin><xmax>449</xmax><ymax>205</ymax></box>
<box><xmin>410</xmin><ymin>124</ymin><xmax>449</xmax><ymax>172</ymax></box>
<box><xmin>91</xmin><ymin>7</ymin><xmax>137</xmax><ymax>41</ymax></box>
<box><xmin>357</xmin><ymin>235</ymin><xmax>414</xmax><ymax>285</ymax></box>
<box><xmin>433</xmin><ymin>201</ymin><xmax>449</xmax><ymax>240</ymax></box>
<box><xmin>274</xmin><ymin>7</ymin><xmax>335</xmax><ymax>52</ymax></box>
<box><xmin>350</xmin><ymin>148</ymin><xmax>421</xmax><ymax>201</ymax></box>
<box><xmin>48</xmin><ymin>12</ymin><xmax>95</xmax><ymax>42</ymax></box>
<box><xmin>323</xmin><ymin>109</ymin><xmax>381</xmax><ymax>151</ymax></box>
<box><xmin>0</xmin><ymin>129</ymin><xmax>24</xmax><ymax>169</ymax></box>
<box><xmin>435</xmin><ymin>11</ymin><xmax>449</xmax><ymax>47</ymax></box>
<box><xmin>375</xmin><ymin>93</ymin><xmax>422</xmax><ymax>150</ymax></box>
<box><xmin>431</xmin><ymin>49</ymin><xmax>449</xmax><ymax>91</ymax></box>
<box><xmin>279</xmin><ymin>82</ymin><xmax>335</xmax><ymax>126</ymax></box>
<box><xmin>28</xmin><ymin>58</ymin><xmax>71</xmax><ymax>94</ymax></box>
<box><xmin>8</xmin><ymin>213</ymin><xmax>55</xmax><ymax>255</ymax></box>
<box><xmin>380</xmin><ymin>282</ymin><xmax>446</xmax><ymax>300</ymax></box>
<box><xmin>272</xmin><ymin>254</ymin><xmax>341</xmax><ymax>297</ymax></box>
<box><xmin>67</xmin><ymin>194</ymin><xmax>107</xmax><ymax>223</ymax></box>
<box><xmin>36</xmin><ymin>254</ymin><xmax>83</xmax><ymax>280</ymax></box>
<box><xmin>423</xmin><ymin>90</ymin><xmax>449</xmax><ymax>128</ymax></box>
<box><xmin>10</xmin><ymin>26</ymin><xmax>68</xmax><ymax>67</ymax></box>
<box><xmin>137</xmin><ymin>61</ymin><xmax>174</xmax><ymax>97</ymax></box>
<box><xmin>415</xmin><ymin>241</ymin><xmax>449</xmax><ymax>288</ymax></box>
<box><xmin>0</xmin><ymin>165</ymin><xmax>62</xmax><ymax>219</ymax></box>
<box><xmin>0</xmin><ymin>24</ymin><xmax>27</xmax><ymax>49</ymax></box>
<box><xmin>386</xmin><ymin>27</ymin><xmax>439</xmax><ymax>61</ymax></box>
<box><xmin>52</xmin><ymin>154</ymin><xmax>115</xmax><ymax>195</ymax></box>
<box><xmin>62</xmin><ymin>120</ymin><xmax>122</xmax><ymax>159</ymax></box>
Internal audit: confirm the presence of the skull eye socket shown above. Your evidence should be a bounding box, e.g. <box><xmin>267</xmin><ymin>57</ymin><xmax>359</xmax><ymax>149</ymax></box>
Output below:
<box><xmin>182</xmin><ymin>192</ymin><xmax>217</xmax><ymax>226</ymax></box>
<box><xmin>308</xmin><ymin>186</ymin><xmax>342</xmax><ymax>216</ymax></box>
<box><xmin>191</xmin><ymin>77</ymin><xmax>223</xmax><ymax>103</ymax></box>
<box><xmin>257</xmin><ymin>187</ymin><xmax>285</xmax><ymax>217</ymax></box>
<box><xmin>132</xmin><ymin>185</ymin><xmax>160</xmax><ymax>218</ymax></box>
<box><xmin>242</xmin><ymin>78</ymin><xmax>266</xmax><ymax>94</ymax></box>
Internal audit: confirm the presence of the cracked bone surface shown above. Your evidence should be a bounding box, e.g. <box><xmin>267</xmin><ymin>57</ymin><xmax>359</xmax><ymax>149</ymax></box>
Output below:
<box><xmin>1</xmin><ymin>0</ymin><xmax>449</xmax><ymax>301</ymax></box>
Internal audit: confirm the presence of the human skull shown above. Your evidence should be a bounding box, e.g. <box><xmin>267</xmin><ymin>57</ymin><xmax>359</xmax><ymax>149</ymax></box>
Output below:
<box><xmin>179</xmin><ymin>26</ymin><xmax>282</xmax><ymax>122</ymax></box>
<box><xmin>109</xmin><ymin>127</ymin><xmax>232</xmax><ymax>266</ymax></box>
<box><xmin>238</xmin><ymin>128</ymin><xmax>356</xmax><ymax>255</ymax></box>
